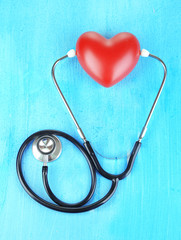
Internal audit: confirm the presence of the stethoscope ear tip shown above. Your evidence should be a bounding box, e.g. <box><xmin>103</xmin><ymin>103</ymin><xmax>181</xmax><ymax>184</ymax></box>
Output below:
<box><xmin>141</xmin><ymin>49</ymin><xmax>150</xmax><ymax>57</ymax></box>
<box><xmin>32</xmin><ymin>135</ymin><xmax>62</xmax><ymax>163</ymax></box>
<box><xmin>67</xmin><ymin>49</ymin><xmax>76</xmax><ymax>58</ymax></box>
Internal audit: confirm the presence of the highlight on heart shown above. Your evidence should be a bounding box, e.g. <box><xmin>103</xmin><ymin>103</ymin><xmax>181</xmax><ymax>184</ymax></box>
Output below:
<box><xmin>75</xmin><ymin>31</ymin><xmax>141</xmax><ymax>87</ymax></box>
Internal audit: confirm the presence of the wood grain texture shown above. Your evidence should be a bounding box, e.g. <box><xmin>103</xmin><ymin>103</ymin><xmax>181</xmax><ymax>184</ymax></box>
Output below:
<box><xmin>0</xmin><ymin>0</ymin><xmax>180</xmax><ymax>239</ymax></box>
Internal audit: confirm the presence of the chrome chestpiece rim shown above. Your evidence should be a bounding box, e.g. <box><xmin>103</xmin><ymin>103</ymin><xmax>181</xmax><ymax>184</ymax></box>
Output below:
<box><xmin>32</xmin><ymin>135</ymin><xmax>62</xmax><ymax>163</ymax></box>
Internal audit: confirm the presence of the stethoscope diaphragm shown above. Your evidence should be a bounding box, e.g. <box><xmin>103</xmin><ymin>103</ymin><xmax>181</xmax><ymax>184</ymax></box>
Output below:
<box><xmin>32</xmin><ymin>135</ymin><xmax>62</xmax><ymax>163</ymax></box>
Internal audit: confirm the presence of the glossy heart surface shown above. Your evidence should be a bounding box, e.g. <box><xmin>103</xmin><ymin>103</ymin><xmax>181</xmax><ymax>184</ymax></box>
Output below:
<box><xmin>76</xmin><ymin>31</ymin><xmax>140</xmax><ymax>87</ymax></box>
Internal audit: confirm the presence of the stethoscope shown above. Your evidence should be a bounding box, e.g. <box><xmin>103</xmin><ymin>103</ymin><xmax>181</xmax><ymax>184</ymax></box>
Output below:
<box><xmin>16</xmin><ymin>35</ymin><xmax>167</xmax><ymax>213</ymax></box>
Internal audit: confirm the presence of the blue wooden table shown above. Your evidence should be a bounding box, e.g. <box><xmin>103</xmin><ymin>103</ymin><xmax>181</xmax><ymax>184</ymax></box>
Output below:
<box><xmin>0</xmin><ymin>0</ymin><xmax>180</xmax><ymax>239</ymax></box>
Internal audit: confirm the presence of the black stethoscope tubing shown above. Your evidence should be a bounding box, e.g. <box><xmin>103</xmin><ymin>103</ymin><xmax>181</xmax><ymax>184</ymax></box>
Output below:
<box><xmin>16</xmin><ymin>130</ymin><xmax>119</xmax><ymax>213</ymax></box>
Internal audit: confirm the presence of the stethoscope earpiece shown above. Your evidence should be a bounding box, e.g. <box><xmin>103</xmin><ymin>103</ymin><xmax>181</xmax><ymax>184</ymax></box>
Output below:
<box><xmin>32</xmin><ymin>135</ymin><xmax>62</xmax><ymax>163</ymax></box>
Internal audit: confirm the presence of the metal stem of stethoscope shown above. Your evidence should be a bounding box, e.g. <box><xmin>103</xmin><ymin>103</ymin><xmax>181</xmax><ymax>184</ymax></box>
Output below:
<box><xmin>51</xmin><ymin>51</ymin><xmax>167</xmax><ymax>144</ymax></box>
<box><xmin>51</xmin><ymin>55</ymin><xmax>87</xmax><ymax>142</ymax></box>
<box><xmin>139</xmin><ymin>54</ymin><xmax>167</xmax><ymax>141</ymax></box>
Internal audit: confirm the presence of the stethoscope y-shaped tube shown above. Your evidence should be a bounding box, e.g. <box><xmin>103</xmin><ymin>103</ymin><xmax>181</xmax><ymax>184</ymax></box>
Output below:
<box><xmin>51</xmin><ymin>49</ymin><xmax>167</xmax><ymax>180</ymax></box>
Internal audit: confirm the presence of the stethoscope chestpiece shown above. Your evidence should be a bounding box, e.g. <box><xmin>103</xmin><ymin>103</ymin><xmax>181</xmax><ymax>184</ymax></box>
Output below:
<box><xmin>32</xmin><ymin>135</ymin><xmax>62</xmax><ymax>163</ymax></box>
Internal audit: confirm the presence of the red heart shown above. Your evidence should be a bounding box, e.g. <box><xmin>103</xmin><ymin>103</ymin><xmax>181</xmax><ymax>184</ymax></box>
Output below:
<box><xmin>76</xmin><ymin>32</ymin><xmax>140</xmax><ymax>87</ymax></box>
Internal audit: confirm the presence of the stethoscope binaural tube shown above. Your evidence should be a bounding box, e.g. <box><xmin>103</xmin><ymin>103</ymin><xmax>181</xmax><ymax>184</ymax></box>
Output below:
<box><xmin>84</xmin><ymin>140</ymin><xmax>141</xmax><ymax>180</ymax></box>
<box><xmin>52</xmin><ymin>49</ymin><xmax>167</xmax><ymax>144</ymax></box>
<box><xmin>51</xmin><ymin>49</ymin><xmax>167</xmax><ymax>179</ymax></box>
<box><xmin>16</xmin><ymin>48</ymin><xmax>167</xmax><ymax>213</ymax></box>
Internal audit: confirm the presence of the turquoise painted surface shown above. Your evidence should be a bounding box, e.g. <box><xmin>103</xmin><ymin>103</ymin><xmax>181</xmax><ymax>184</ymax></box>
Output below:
<box><xmin>0</xmin><ymin>0</ymin><xmax>180</xmax><ymax>239</ymax></box>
